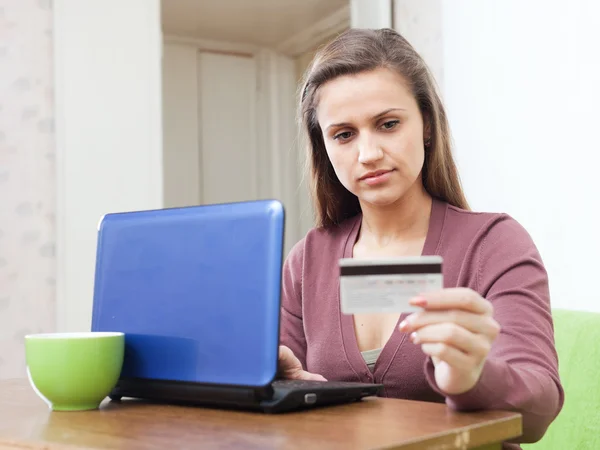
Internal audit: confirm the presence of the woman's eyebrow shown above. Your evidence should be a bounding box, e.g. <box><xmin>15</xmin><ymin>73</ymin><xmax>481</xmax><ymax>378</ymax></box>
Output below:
<box><xmin>325</xmin><ymin>107</ymin><xmax>407</xmax><ymax>131</ymax></box>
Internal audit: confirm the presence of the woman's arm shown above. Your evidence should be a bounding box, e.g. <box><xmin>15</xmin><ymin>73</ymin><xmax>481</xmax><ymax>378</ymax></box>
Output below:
<box><xmin>422</xmin><ymin>216</ymin><xmax>565</xmax><ymax>443</ymax></box>
<box><xmin>279</xmin><ymin>240</ymin><xmax>308</xmax><ymax>368</ymax></box>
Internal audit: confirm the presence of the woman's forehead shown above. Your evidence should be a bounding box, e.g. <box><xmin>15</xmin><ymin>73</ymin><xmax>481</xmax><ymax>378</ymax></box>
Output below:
<box><xmin>315</xmin><ymin>69</ymin><xmax>417</xmax><ymax>126</ymax></box>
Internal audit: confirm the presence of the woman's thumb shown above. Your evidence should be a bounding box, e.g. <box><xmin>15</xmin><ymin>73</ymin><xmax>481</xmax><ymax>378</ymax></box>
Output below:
<box><xmin>301</xmin><ymin>371</ymin><xmax>327</xmax><ymax>382</ymax></box>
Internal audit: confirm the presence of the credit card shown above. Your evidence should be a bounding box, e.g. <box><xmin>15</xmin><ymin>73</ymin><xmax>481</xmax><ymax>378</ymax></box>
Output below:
<box><xmin>339</xmin><ymin>256</ymin><xmax>443</xmax><ymax>314</ymax></box>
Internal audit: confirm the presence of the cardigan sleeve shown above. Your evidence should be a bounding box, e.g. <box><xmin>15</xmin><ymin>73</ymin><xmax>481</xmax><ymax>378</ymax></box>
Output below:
<box><xmin>279</xmin><ymin>239</ymin><xmax>308</xmax><ymax>368</ymax></box>
<box><xmin>424</xmin><ymin>215</ymin><xmax>564</xmax><ymax>443</ymax></box>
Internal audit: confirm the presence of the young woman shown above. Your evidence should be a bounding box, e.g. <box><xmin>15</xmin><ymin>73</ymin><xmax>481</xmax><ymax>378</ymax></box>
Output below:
<box><xmin>278</xmin><ymin>28</ymin><xmax>563</xmax><ymax>447</ymax></box>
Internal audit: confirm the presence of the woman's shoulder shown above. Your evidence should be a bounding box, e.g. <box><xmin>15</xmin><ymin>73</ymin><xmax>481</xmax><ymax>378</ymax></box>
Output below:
<box><xmin>436</xmin><ymin>200</ymin><xmax>546</xmax><ymax>292</ymax></box>
<box><xmin>440</xmin><ymin>200</ymin><xmax>540</xmax><ymax>258</ymax></box>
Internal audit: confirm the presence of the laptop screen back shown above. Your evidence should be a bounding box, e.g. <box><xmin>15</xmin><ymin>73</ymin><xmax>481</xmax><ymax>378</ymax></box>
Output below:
<box><xmin>91</xmin><ymin>199</ymin><xmax>284</xmax><ymax>388</ymax></box>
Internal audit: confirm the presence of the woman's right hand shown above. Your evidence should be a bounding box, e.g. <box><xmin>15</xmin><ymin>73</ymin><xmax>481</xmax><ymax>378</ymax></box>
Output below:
<box><xmin>278</xmin><ymin>345</ymin><xmax>327</xmax><ymax>381</ymax></box>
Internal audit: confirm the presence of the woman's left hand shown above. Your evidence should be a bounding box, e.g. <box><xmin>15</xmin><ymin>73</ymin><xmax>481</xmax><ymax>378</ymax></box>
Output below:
<box><xmin>399</xmin><ymin>288</ymin><xmax>501</xmax><ymax>396</ymax></box>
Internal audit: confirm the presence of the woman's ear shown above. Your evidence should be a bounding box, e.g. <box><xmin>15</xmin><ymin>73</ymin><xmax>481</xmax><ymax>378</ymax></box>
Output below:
<box><xmin>423</xmin><ymin>118</ymin><xmax>432</xmax><ymax>149</ymax></box>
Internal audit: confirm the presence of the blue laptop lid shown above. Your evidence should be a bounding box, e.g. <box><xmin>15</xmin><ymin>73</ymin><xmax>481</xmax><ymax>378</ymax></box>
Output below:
<box><xmin>91</xmin><ymin>199</ymin><xmax>284</xmax><ymax>388</ymax></box>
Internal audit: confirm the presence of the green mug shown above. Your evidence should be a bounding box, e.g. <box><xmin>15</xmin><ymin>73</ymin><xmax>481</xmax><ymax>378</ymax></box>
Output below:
<box><xmin>25</xmin><ymin>332</ymin><xmax>125</xmax><ymax>411</ymax></box>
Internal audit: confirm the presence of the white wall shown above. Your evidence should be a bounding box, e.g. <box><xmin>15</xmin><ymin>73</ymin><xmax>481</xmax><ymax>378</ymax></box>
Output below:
<box><xmin>54</xmin><ymin>0</ymin><xmax>164</xmax><ymax>332</ymax></box>
<box><xmin>0</xmin><ymin>0</ymin><xmax>55</xmax><ymax>379</ymax></box>
<box><xmin>350</xmin><ymin>0</ymin><xmax>392</xmax><ymax>28</ymax></box>
<box><xmin>441</xmin><ymin>0</ymin><xmax>600</xmax><ymax>312</ymax></box>
<box><xmin>393</xmin><ymin>0</ymin><xmax>443</xmax><ymax>91</ymax></box>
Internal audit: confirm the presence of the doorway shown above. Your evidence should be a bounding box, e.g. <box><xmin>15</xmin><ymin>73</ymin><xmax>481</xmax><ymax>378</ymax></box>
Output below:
<box><xmin>160</xmin><ymin>0</ymin><xmax>350</xmax><ymax>254</ymax></box>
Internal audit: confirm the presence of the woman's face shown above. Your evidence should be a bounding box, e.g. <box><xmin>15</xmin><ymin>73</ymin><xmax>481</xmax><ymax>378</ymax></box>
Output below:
<box><xmin>316</xmin><ymin>67</ymin><xmax>427</xmax><ymax>208</ymax></box>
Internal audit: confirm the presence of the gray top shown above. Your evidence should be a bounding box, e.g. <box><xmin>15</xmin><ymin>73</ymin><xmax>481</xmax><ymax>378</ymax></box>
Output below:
<box><xmin>361</xmin><ymin>347</ymin><xmax>383</xmax><ymax>373</ymax></box>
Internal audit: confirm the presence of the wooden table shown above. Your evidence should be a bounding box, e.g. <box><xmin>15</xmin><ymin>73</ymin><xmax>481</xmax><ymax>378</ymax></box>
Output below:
<box><xmin>0</xmin><ymin>379</ymin><xmax>521</xmax><ymax>449</ymax></box>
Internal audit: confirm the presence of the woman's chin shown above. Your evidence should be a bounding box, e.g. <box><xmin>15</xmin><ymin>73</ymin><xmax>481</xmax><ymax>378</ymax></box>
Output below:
<box><xmin>356</xmin><ymin>180</ymin><xmax>424</xmax><ymax>209</ymax></box>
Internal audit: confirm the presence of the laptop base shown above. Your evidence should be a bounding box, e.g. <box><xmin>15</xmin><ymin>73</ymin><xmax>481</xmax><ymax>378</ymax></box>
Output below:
<box><xmin>108</xmin><ymin>378</ymin><xmax>383</xmax><ymax>414</ymax></box>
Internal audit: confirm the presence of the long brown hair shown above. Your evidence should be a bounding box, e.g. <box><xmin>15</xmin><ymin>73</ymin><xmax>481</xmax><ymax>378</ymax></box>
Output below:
<box><xmin>299</xmin><ymin>28</ymin><xmax>469</xmax><ymax>229</ymax></box>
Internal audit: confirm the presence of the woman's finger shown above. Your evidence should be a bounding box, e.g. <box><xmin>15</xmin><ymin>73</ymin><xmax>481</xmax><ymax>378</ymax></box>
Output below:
<box><xmin>283</xmin><ymin>367</ymin><xmax>327</xmax><ymax>381</ymax></box>
<box><xmin>278</xmin><ymin>345</ymin><xmax>327</xmax><ymax>381</ymax></box>
<box><xmin>420</xmin><ymin>342</ymin><xmax>476</xmax><ymax>369</ymax></box>
<box><xmin>400</xmin><ymin>310</ymin><xmax>501</xmax><ymax>338</ymax></box>
<box><xmin>410</xmin><ymin>287</ymin><xmax>494</xmax><ymax>316</ymax></box>
<box><xmin>297</xmin><ymin>371</ymin><xmax>327</xmax><ymax>381</ymax></box>
<box><xmin>410</xmin><ymin>323</ymin><xmax>491</xmax><ymax>359</ymax></box>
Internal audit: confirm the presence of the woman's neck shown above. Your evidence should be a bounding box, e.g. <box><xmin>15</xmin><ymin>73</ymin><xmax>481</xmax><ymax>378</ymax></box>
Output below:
<box><xmin>358</xmin><ymin>183</ymin><xmax>432</xmax><ymax>249</ymax></box>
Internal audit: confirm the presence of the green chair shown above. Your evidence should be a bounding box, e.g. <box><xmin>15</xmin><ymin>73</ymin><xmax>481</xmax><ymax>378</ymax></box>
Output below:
<box><xmin>523</xmin><ymin>308</ymin><xmax>600</xmax><ymax>449</ymax></box>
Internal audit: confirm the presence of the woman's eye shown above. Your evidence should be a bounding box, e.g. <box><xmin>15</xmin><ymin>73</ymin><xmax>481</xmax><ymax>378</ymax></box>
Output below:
<box><xmin>381</xmin><ymin>120</ymin><xmax>400</xmax><ymax>130</ymax></box>
<box><xmin>333</xmin><ymin>131</ymin><xmax>353</xmax><ymax>141</ymax></box>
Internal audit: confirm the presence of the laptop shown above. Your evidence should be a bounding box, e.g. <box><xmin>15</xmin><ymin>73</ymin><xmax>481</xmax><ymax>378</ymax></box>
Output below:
<box><xmin>91</xmin><ymin>199</ymin><xmax>382</xmax><ymax>413</ymax></box>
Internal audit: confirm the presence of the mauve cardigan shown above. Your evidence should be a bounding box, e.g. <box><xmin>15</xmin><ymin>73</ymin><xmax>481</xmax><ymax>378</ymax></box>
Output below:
<box><xmin>280</xmin><ymin>198</ymin><xmax>564</xmax><ymax>448</ymax></box>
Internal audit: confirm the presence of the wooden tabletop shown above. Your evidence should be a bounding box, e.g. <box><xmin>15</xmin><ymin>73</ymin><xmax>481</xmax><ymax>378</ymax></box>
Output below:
<box><xmin>0</xmin><ymin>379</ymin><xmax>521</xmax><ymax>449</ymax></box>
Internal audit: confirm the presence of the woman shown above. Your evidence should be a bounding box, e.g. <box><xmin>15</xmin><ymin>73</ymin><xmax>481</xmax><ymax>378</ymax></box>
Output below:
<box><xmin>278</xmin><ymin>28</ymin><xmax>563</xmax><ymax>447</ymax></box>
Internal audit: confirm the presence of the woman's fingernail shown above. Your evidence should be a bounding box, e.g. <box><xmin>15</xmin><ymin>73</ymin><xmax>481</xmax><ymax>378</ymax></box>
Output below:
<box><xmin>410</xmin><ymin>332</ymin><xmax>419</xmax><ymax>344</ymax></box>
<box><xmin>399</xmin><ymin>317</ymin><xmax>414</xmax><ymax>330</ymax></box>
<box><xmin>410</xmin><ymin>296</ymin><xmax>427</xmax><ymax>307</ymax></box>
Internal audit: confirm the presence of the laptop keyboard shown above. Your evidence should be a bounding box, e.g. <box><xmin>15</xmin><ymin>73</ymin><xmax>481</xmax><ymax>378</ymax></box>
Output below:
<box><xmin>272</xmin><ymin>379</ymin><xmax>372</xmax><ymax>390</ymax></box>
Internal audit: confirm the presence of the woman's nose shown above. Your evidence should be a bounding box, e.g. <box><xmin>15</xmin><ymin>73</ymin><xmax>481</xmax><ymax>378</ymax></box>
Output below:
<box><xmin>357</xmin><ymin>136</ymin><xmax>384</xmax><ymax>164</ymax></box>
